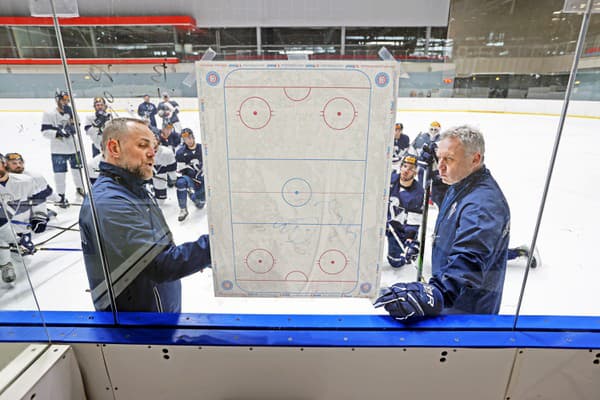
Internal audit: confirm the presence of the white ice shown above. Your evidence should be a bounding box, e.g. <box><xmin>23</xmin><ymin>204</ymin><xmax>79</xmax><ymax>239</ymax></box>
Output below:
<box><xmin>1</xmin><ymin>102</ymin><xmax>599</xmax><ymax>317</ymax></box>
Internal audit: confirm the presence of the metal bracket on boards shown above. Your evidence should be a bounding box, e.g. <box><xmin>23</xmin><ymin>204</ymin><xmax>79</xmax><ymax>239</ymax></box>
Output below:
<box><xmin>183</xmin><ymin>47</ymin><xmax>217</xmax><ymax>87</ymax></box>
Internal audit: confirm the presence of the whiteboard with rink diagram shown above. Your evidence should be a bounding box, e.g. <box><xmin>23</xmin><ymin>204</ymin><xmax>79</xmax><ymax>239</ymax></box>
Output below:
<box><xmin>197</xmin><ymin>61</ymin><xmax>399</xmax><ymax>298</ymax></box>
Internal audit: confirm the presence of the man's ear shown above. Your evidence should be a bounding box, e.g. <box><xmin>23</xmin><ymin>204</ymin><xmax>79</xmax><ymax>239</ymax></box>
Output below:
<box><xmin>106</xmin><ymin>138</ymin><xmax>120</xmax><ymax>159</ymax></box>
<box><xmin>472</xmin><ymin>151</ymin><xmax>482</xmax><ymax>165</ymax></box>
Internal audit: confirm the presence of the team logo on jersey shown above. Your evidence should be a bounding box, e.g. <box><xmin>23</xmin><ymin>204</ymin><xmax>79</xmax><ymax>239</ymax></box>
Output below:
<box><xmin>206</xmin><ymin>71</ymin><xmax>220</xmax><ymax>87</ymax></box>
<box><xmin>375</xmin><ymin>72</ymin><xmax>390</xmax><ymax>88</ymax></box>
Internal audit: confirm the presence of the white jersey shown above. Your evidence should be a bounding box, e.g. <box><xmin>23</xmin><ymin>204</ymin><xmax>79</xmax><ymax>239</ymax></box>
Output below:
<box><xmin>154</xmin><ymin>145</ymin><xmax>176</xmax><ymax>171</ymax></box>
<box><xmin>41</xmin><ymin>106</ymin><xmax>77</xmax><ymax>154</ymax></box>
<box><xmin>84</xmin><ymin>114</ymin><xmax>103</xmax><ymax>150</ymax></box>
<box><xmin>0</xmin><ymin>173</ymin><xmax>47</xmax><ymax>232</ymax></box>
<box><xmin>23</xmin><ymin>171</ymin><xmax>59</xmax><ymax>203</ymax></box>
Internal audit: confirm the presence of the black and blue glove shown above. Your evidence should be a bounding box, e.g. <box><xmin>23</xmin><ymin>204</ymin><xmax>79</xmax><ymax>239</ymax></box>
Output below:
<box><xmin>55</xmin><ymin>127</ymin><xmax>70</xmax><ymax>138</ymax></box>
<box><xmin>30</xmin><ymin>212</ymin><xmax>49</xmax><ymax>234</ymax></box>
<box><xmin>419</xmin><ymin>143</ymin><xmax>438</xmax><ymax>165</ymax></box>
<box><xmin>374</xmin><ymin>282</ymin><xmax>443</xmax><ymax>321</ymax></box>
<box><xmin>92</xmin><ymin>110</ymin><xmax>111</xmax><ymax>128</ymax></box>
<box><xmin>18</xmin><ymin>233</ymin><xmax>36</xmax><ymax>255</ymax></box>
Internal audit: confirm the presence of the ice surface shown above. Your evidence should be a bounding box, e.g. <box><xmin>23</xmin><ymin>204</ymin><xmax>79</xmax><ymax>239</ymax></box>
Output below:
<box><xmin>1</xmin><ymin>103</ymin><xmax>598</xmax><ymax>317</ymax></box>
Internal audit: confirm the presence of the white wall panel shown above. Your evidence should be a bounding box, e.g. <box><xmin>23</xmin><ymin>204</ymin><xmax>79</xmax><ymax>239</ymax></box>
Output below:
<box><xmin>506</xmin><ymin>348</ymin><xmax>600</xmax><ymax>400</ymax></box>
<box><xmin>100</xmin><ymin>345</ymin><xmax>515</xmax><ymax>400</ymax></box>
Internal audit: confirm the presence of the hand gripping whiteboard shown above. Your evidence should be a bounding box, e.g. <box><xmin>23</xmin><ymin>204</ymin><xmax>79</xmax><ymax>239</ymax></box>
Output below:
<box><xmin>197</xmin><ymin>61</ymin><xmax>399</xmax><ymax>298</ymax></box>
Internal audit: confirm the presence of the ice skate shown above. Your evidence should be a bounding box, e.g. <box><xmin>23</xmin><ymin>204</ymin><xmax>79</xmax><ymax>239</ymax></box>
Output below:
<box><xmin>56</xmin><ymin>194</ymin><xmax>70</xmax><ymax>209</ymax></box>
<box><xmin>1</xmin><ymin>262</ymin><xmax>16</xmax><ymax>283</ymax></box>
<box><xmin>178</xmin><ymin>208</ymin><xmax>189</xmax><ymax>222</ymax></box>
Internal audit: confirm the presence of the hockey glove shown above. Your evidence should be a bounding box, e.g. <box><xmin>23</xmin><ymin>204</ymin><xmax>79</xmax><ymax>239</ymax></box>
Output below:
<box><xmin>419</xmin><ymin>143</ymin><xmax>438</xmax><ymax>165</ymax></box>
<box><xmin>55</xmin><ymin>127</ymin><xmax>70</xmax><ymax>138</ymax></box>
<box><xmin>18</xmin><ymin>233</ymin><xmax>36</xmax><ymax>255</ymax></box>
<box><xmin>30</xmin><ymin>212</ymin><xmax>49</xmax><ymax>233</ymax></box>
<box><xmin>92</xmin><ymin>110</ymin><xmax>111</xmax><ymax>128</ymax></box>
<box><xmin>374</xmin><ymin>282</ymin><xmax>443</xmax><ymax>321</ymax></box>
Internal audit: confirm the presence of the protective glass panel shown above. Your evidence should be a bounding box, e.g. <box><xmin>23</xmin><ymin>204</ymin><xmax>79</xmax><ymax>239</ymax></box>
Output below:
<box><xmin>0</xmin><ymin>20</ymin><xmax>57</xmax><ymax>337</ymax></box>
<box><xmin>515</xmin><ymin>8</ymin><xmax>600</xmax><ymax>318</ymax></box>
<box><xmin>5</xmin><ymin>0</ymin><xmax>594</xmax><ymax>326</ymax></box>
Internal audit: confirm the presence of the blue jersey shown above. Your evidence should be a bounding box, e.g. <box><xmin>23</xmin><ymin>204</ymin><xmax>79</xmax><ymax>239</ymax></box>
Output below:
<box><xmin>176</xmin><ymin>143</ymin><xmax>203</xmax><ymax>178</ymax></box>
<box><xmin>393</xmin><ymin>134</ymin><xmax>410</xmax><ymax>160</ymax></box>
<box><xmin>138</xmin><ymin>102</ymin><xmax>158</xmax><ymax>127</ymax></box>
<box><xmin>159</xmin><ymin>131</ymin><xmax>181</xmax><ymax>150</ymax></box>
<box><xmin>412</xmin><ymin>132</ymin><xmax>440</xmax><ymax>154</ymax></box>
<box><xmin>388</xmin><ymin>173</ymin><xmax>424</xmax><ymax>240</ymax></box>
<box><xmin>157</xmin><ymin>100</ymin><xmax>180</xmax><ymax>123</ymax></box>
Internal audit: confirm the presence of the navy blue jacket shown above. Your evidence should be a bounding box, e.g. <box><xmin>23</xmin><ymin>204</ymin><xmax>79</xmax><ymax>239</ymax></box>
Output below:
<box><xmin>429</xmin><ymin>167</ymin><xmax>510</xmax><ymax>314</ymax></box>
<box><xmin>79</xmin><ymin>162</ymin><xmax>211</xmax><ymax>313</ymax></box>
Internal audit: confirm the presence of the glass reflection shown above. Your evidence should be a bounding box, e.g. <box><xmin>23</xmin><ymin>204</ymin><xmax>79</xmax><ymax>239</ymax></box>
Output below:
<box><xmin>516</xmin><ymin>7</ymin><xmax>599</xmax><ymax>318</ymax></box>
<box><xmin>0</xmin><ymin>0</ymin><xmax>592</xmax><ymax>322</ymax></box>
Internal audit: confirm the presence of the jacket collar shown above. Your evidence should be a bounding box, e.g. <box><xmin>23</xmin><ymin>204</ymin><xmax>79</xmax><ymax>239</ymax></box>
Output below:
<box><xmin>450</xmin><ymin>165</ymin><xmax>488</xmax><ymax>193</ymax></box>
<box><xmin>99</xmin><ymin>161</ymin><xmax>150</xmax><ymax>196</ymax></box>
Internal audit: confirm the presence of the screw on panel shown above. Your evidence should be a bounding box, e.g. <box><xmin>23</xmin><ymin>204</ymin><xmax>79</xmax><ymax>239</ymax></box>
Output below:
<box><xmin>30</xmin><ymin>394</ymin><xmax>36</xmax><ymax>399</ymax></box>
<box><xmin>439</xmin><ymin>357</ymin><xmax>446</xmax><ymax>363</ymax></box>
<box><xmin>593</xmin><ymin>360</ymin><xmax>599</xmax><ymax>365</ymax></box>
<box><xmin>441</xmin><ymin>351</ymin><xmax>448</xmax><ymax>356</ymax></box>
<box><xmin>163</xmin><ymin>355</ymin><xmax>170</xmax><ymax>360</ymax></box>
<box><xmin>162</xmin><ymin>348</ymin><xmax>169</xmax><ymax>354</ymax></box>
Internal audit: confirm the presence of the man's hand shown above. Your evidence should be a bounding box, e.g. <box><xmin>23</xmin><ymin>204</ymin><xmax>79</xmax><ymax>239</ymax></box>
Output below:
<box><xmin>374</xmin><ymin>282</ymin><xmax>443</xmax><ymax>321</ymax></box>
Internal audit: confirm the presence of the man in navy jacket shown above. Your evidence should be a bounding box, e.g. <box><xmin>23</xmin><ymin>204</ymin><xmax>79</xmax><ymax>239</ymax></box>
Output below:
<box><xmin>79</xmin><ymin>117</ymin><xmax>211</xmax><ymax>313</ymax></box>
<box><xmin>375</xmin><ymin>125</ymin><xmax>510</xmax><ymax>319</ymax></box>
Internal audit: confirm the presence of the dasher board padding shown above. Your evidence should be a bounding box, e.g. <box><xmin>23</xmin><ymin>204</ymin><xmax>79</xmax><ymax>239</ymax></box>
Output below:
<box><xmin>197</xmin><ymin>61</ymin><xmax>399</xmax><ymax>297</ymax></box>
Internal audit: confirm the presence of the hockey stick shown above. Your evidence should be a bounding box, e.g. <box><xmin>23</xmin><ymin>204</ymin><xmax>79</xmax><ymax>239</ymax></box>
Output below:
<box><xmin>3</xmin><ymin>245</ymin><xmax>81</xmax><ymax>253</ymax></box>
<box><xmin>153</xmin><ymin>173</ymin><xmax>203</xmax><ymax>186</ymax></box>
<box><xmin>415</xmin><ymin>161</ymin><xmax>432</xmax><ymax>282</ymax></box>
<box><xmin>35</xmin><ymin>221</ymin><xmax>79</xmax><ymax>247</ymax></box>
<box><xmin>11</xmin><ymin>220</ymin><xmax>79</xmax><ymax>232</ymax></box>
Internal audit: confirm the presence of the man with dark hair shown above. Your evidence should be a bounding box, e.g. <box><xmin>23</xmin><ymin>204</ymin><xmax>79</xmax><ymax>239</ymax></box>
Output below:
<box><xmin>79</xmin><ymin>117</ymin><xmax>211</xmax><ymax>313</ymax></box>
<box><xmin>137</xmin><ymin>94</ymin><xmax>158</xmax><ymax>128</ymax></box>
<box><xmin>375</xmin><ymin>125</ymin><xmax>510</xmax><ymax>319</ymax></box>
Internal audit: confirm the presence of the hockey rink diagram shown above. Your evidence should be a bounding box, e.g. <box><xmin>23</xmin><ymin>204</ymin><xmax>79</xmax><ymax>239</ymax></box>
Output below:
<box><xmin>199</xmin><ymin>63</ymin><xmax>398</xmax><ymax>297</ymax></box>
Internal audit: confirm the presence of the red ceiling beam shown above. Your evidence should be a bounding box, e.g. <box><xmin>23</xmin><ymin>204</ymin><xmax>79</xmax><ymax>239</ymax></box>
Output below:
<box><xmin>0</xmin><ymin>16</ymin><xmax>196</xmax><ymax>27</ymax></box>
<box><xmin>0</xmin><ymin>57</ymin><xmax>180</xmax><ymax>65</ymax></box>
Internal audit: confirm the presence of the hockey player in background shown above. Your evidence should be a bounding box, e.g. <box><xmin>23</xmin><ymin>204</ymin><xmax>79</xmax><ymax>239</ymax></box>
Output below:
<box><xmin>0</xmin><ymin>154</ymin><xmax>50</xmax><ymax>283</ymax></box>
<box><xmin>412</xmin><ymin>121</ymin><xmax>449</xmax><ymax>207</ymax></box>
<box><xmin>393</xmin><ymin>123</ymin><xmax>412</xmax><ymax>161</ymax></box>
<box><xmin>41</xmin><ymin>90</ymin><xmax>85</xmax><ymax>208</ymax></box>
<box><xmin>137</xmin><ymin>94</ymin><xmax>158</xmax><ymax>128</ymax></box>
<box><xmin>158</xmin><ymin>123</ymin><xmax>181</xmax><ymax>151</ymax></box>
<box><xmin>4</xmin><ymin>152</ymin><xmax>58</xmax><ymax>218</ymax></box>
<box><xmin>386</xmin><ymin>154</ymin><xmax>423</xmax><ymax>268</ymax></box>
<box><xmin>175</xmin><ymin>128</ymin><xmax>205</xmax><ymax>221</ymax></box>
<box><xmin>152</xmin><ymin>139</ymin><xmax>177</xmax><ymax>202</ymax></box>
<box><xmin>375</xmin><ymin>125</ymin><xmax>510</xmax><ymax>320</ymax></box>
<box><xmin>157</xmin><ymin>93</ymin><xmax>181</xmax><ymax>133</ymax></box>
<box><xmin>84</xmin><ymin>97</ymin><xmax>112</xmax><ymax>157</ymax></box>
